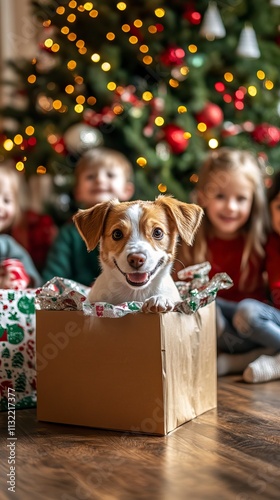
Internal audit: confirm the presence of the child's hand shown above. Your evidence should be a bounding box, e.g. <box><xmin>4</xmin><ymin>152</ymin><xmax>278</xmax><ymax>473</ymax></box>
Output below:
<box><xmin>0</xmin><ymin>259</ymin><xmax>30</xmax><ymax>290</ymax></box>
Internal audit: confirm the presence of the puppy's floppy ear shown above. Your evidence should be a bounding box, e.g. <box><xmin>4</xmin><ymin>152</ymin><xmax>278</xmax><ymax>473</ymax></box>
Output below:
<box><xmin>73</xmin><ymin>199</ymin><xmax>119</xmax><ymax>251</ymax></box>
<box><xmin>156</xmin><ymin>195</ymin><xmax>203</xmax><ymax>245</ymax></box>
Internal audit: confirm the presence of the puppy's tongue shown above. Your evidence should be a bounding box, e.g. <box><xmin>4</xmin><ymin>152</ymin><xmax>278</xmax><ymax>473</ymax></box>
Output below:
<box><xmin>127</xmin><ymin>272</ymin><xmax>148</xmax><ymax>283</ymax></box>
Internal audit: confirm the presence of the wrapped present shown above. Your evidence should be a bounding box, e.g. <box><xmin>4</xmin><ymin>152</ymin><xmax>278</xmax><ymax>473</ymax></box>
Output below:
<box><xmin>36</xmin><ymin>303</ymin><xmax>217</xmax><ymax>435</ymax></box>
<box><xmin>1</xmin><ymin>264</ymin><xmax>233</xmax><ymax>416</ymax></box>
<box><xmin>35</xmin><ymin>265</ymin><xmax>233</xmax><ymax>435</ymax></box>
<box><xmin>0</xmin><ymin>290</ymin><xmax>37</xmax><ymax>411</ymax></box>
<box><xmin>0</xmin><ymin>259</ymin><xmax>30</xmax><ymax>290</ymax></box>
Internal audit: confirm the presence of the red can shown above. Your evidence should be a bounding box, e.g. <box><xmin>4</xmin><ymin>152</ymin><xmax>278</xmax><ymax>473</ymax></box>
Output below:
<box><xmin>0</xmin><ymin>259</ymin><xmax>30</xmax><ymax>290</ymax></box>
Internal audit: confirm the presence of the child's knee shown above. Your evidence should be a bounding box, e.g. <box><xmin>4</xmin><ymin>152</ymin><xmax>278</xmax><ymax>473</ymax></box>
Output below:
<box><xmin>233</xmin><ymin>299</ymin><xmax>257</xmax><ymax>334</ymax></box>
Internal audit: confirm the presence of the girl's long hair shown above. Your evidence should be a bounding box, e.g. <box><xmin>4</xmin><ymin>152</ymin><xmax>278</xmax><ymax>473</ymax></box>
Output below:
<box><xmin>267</xmin><ymin>170</ymin><xmax>280</xmax><ymax>204</ymax></box>
<box><xmin>178</xmin><ymin>148</ymin><xmax>270</xmax><ymax>289</ymax></box>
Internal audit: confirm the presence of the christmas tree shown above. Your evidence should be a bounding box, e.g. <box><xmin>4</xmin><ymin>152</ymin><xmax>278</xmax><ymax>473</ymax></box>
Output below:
<box><xmin>1</xmin><ymin>0</ymin><xmax>280</xmax><ymax>219</ymax></box>
<box><xmin>15</xmin><ymin>372</ymin><xmax>26</xmax><ymax>392</ymax></box>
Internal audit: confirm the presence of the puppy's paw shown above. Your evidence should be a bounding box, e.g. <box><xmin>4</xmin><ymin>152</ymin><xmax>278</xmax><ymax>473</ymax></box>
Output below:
<box><xmin>142</xmin><ymin>295</ymin><xmax>175</xmax><ymax>313</ymax></box>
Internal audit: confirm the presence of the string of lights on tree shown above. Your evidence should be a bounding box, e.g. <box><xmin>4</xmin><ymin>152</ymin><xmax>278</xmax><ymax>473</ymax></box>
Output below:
<box><xmin>1</xmin><ymin>0</ymin><xmax>280</xmax><ymax>208</ymax></box>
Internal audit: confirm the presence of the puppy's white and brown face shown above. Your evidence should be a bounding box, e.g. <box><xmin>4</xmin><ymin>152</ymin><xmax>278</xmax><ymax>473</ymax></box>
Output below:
<box><xmin>99</xmin><ymin>201</ymin><xmax>179</xmax><ymax>289</ymax></box>
<box><xmin>73</xmin><ymin>196</ymin><xmax>203</xmax><ymax>302</ymax></box>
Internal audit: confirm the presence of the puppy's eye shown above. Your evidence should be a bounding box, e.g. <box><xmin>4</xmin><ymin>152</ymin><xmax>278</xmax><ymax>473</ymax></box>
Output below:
<box><xmin>112</xmin><ymin>229</ymin><xmax>123</xmax><ymax>240</ymax></box>
<box><xmin>152</xmin><ymin>227</ymin><xmax>164</xmax><ymax>240</ymax></box>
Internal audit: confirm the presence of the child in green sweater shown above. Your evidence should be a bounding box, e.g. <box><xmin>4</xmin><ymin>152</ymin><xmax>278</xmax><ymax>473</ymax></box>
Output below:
<box><xmin>42</xmin><ymin>147</ymin><xmax>134</xmax><ymax>286</ymax></box>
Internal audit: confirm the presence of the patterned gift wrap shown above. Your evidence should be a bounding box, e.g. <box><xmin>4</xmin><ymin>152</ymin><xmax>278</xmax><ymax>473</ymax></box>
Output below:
<box><xmin>36</xmin><ymin>266</ymin><xmax>233</xmax><ymax>317</ymax></box>
<box><xmin>0</xmin><ymin>290</ymin><xmax>37</xmax><ymax>411</ymax></box>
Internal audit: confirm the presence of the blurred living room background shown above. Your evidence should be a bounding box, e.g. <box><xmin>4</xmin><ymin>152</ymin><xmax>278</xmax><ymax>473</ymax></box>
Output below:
<box><xmin>1</xmin><ymin>0</ymin><xmax>280</xmax><ymax>228</ymax></box>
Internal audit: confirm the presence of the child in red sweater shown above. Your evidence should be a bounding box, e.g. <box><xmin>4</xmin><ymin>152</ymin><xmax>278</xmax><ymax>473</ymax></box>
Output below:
<box><xmin>173</xmin><ymin>148</ymin><xmax>271</xmax><ymax>374</ymax></box>
<box><xmin>265</xmin><ymin>171</ymin><xmax>280</xmax><ymax>310</ymax></box>
<box><xmin>238</xmin><ymin>171</ymin><xmax>280</xmax><ymax>383</ymax></box>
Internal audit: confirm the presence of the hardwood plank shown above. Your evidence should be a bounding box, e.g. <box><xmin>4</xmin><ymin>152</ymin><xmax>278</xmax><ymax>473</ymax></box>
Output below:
<box><xmin>0</xmin><ymin>376</ymin><xmax>280</xmax><ymax>500</ymax></box>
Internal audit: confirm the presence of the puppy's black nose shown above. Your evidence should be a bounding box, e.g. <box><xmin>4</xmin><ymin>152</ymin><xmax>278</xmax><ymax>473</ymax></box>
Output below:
<box><xmin>127</xmin><ymin>253</ymin><xmax>146</xmax><ymax>269</ymax></box>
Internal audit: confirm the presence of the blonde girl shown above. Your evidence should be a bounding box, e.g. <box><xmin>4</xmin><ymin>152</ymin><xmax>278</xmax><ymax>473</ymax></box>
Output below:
<box><xmin>0</xmin><ymin>163</ymin><xmax>41</xmax><ymax>288</ymax></box>
<box><xmin>0</xmin><ymin>163</ymin><xmax>23</xmax><ymax>233</ymax></box>
<box><xmin>174</xmin><ymin>148</ymin><xmax>271</xmax><ymax>372</ymax></box>
<box><xmin>235</xmin><ymin>171</ymin><xmax>280</xmax><ymax>383</ymax></box>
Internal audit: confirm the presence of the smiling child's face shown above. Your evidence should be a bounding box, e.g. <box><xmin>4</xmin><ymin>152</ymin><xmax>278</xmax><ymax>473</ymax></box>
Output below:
<box><xmin>75</xmin><ymin>163</ymin><xmax>134</xmax><ymax>208</ymax></box>
<box><xmin>0</xmin><ymin>175</ymin><xmax>17</xmax><ymax>233</ymax></box>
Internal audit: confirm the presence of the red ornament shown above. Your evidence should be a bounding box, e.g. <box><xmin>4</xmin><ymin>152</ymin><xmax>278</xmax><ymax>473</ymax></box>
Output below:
<box><xmin>251</xmin><ymin>123</ymin><xmax>280</xmax><ymax>147</ymax></box>
<box><xmin>160</xmin><ymin>46</ymin><xmax>186</xmax><ymax>66</ymax></box>
<box><xmin>163</xmin><ymin>124</ymin><xmax>189</xmax><ymax>154</ymax></box>
<box><xmin>155</xmin><ymin>24</ymin><xmax>164</xmax><ymax>32</ymax></box>
<box><xmin>196</xmin><ymin>102</ymin><xmax>224</xmax><ymax>128</ymax></box>
<box><xmin>51</xmin><ymin>137</ymin><xmax>67</xmax><ymax>155</ymax></box>
<box><xmin>183</xmin><ymin>9</ymin><xmax>201</xmax><ymax>24</ymax></box>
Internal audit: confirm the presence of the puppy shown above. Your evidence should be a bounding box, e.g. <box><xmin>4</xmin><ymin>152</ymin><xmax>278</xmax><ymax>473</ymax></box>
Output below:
<box><xmin>73</xmin><ymin>196</ymin><xmax>203</xmax><ymax>313</ymax></box>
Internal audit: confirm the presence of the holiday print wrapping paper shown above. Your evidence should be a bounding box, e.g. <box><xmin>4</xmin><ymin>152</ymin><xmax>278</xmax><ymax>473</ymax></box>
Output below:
<box><xmin>35</xmin><ymin>262</ymin><xmax>233</xmax><ymax>317</ymax></box>
<box><xmin>0</xmin><ymin>290</ymin><xmax>36</xmax><ymax>411</ymax></box>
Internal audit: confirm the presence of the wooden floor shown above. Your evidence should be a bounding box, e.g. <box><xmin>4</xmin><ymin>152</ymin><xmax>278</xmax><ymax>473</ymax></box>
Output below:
<box><xmin>1</xmin><ymin>375</ymin><xmax>280</xmax><ymax>500</ymax></box>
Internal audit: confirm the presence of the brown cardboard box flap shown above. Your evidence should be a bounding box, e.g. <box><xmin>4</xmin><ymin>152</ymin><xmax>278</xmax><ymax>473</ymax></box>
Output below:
<box><xmin>161</xmin><ymin>303</ymin><xmax>216</xmax><ymax>432</ymax></box>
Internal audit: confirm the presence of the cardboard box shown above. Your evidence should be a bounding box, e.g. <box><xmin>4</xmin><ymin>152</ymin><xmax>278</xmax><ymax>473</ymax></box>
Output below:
<box><xmin>36</xmin><ymin>302</ymin><xmax>216</xmax><ymax>435</ymax></box>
